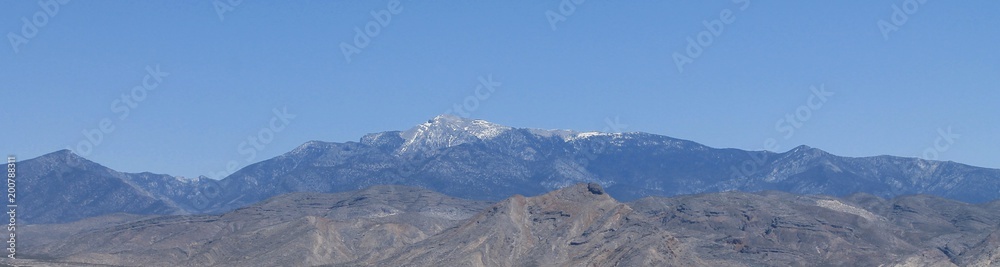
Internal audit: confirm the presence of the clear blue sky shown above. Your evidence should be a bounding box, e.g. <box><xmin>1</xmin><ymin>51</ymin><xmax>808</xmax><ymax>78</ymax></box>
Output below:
<box><xmin>2</xmin><ymin>1</ymin><xmax>998</xmax><ymax>178</ymax></box>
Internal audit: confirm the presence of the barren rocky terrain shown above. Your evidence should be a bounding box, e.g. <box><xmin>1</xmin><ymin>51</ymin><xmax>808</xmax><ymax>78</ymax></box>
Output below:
<box><xmin>6</xmin><ymin>183</ymin><xmax>1000</xmax><ymax>266</ymax></box>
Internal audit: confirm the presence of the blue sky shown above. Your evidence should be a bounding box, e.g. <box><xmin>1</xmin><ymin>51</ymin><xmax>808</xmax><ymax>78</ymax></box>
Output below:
<box><xmin>1</xmin><ymin>0</ymin><xmax>998</xmax><ymax>178</ymax></box>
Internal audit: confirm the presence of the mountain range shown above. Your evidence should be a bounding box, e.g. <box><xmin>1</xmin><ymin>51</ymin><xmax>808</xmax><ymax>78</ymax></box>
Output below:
<box><xmin>16</xmin><ymin>114</ymin><xmax>1000</xmax><ymax>224</ymax></box>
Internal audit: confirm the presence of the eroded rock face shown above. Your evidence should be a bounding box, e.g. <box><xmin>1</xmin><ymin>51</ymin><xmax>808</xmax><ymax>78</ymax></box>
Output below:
<box><xmin>11</xmin><ymin>184</ymin><xmax>1000</xmax><ymax>267</ymax></box>
<box><xmin>369</xmin><ymin>183</ymin><xmax>707</xmax><ymax>267</ymax></box>
<box><xmin>587</xmin><ymin>182</ymin><xmax>605</xmax><ymax>195</ymax></box>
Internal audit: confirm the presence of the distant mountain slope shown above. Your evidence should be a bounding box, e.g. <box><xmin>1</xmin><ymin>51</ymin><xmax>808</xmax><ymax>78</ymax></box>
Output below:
<box><xmin>205</xmin><ymin>114</ymin><xmax>1000</xmax><ymax>212</ymax></box>
<box><xmin>20</xmin><ymin>114</ymin><xmax>1000</xmax><ymax>222</ymax></box>
<box><xmin>17</xmin><ymin>150</ymin><xmax>210</xmax><ymax>224</ymax></box>
<box><xmin>9</xmin><ymin>184</ymin><xmax>1000</xmax><ymax>266</ymax></box>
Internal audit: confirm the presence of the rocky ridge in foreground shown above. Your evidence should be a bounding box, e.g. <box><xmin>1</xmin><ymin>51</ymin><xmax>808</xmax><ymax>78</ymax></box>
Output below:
<box><xmin>7</xmin><ymin>184</ymin><xmax>1000</xmax><ymax>266</ymax></box>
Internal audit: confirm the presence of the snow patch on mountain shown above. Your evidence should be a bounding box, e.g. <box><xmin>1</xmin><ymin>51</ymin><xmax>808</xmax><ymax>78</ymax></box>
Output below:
<box><xmin>389</xmin><ymin>115</ymin><xmax>642</xmax><ymax>155</ymax></box>
<box><xmin>563</xmin><ymin>132</ymin><xmax>628</xmax><ymax>142</ymax></box>
<box><xmin>397</xmin><ymin>114</ymin><xmax>512</xmax><ymax>154</ymax></box>
<box><xmin>174</xmin><ymin>175</ymin><xmax>204</xmax><ymax>183</ymax></box>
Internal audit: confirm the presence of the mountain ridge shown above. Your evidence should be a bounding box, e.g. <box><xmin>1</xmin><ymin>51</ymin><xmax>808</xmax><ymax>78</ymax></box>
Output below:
<box><xmin>18</xmin><ymin>115</ymin><xmax>1000</xmax><ymax>224</ymax></box>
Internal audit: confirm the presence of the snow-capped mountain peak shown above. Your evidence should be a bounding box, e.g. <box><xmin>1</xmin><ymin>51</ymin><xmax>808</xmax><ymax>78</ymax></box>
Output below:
<box><xmin>392</xmin><ymin>115</ymin><xmax>636</xmax><ymax>154</ymax></box>
<box><xmin>397</xmin><ymin>114</ymin><xmax>513</xmax><ymax>154</ymax></box>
